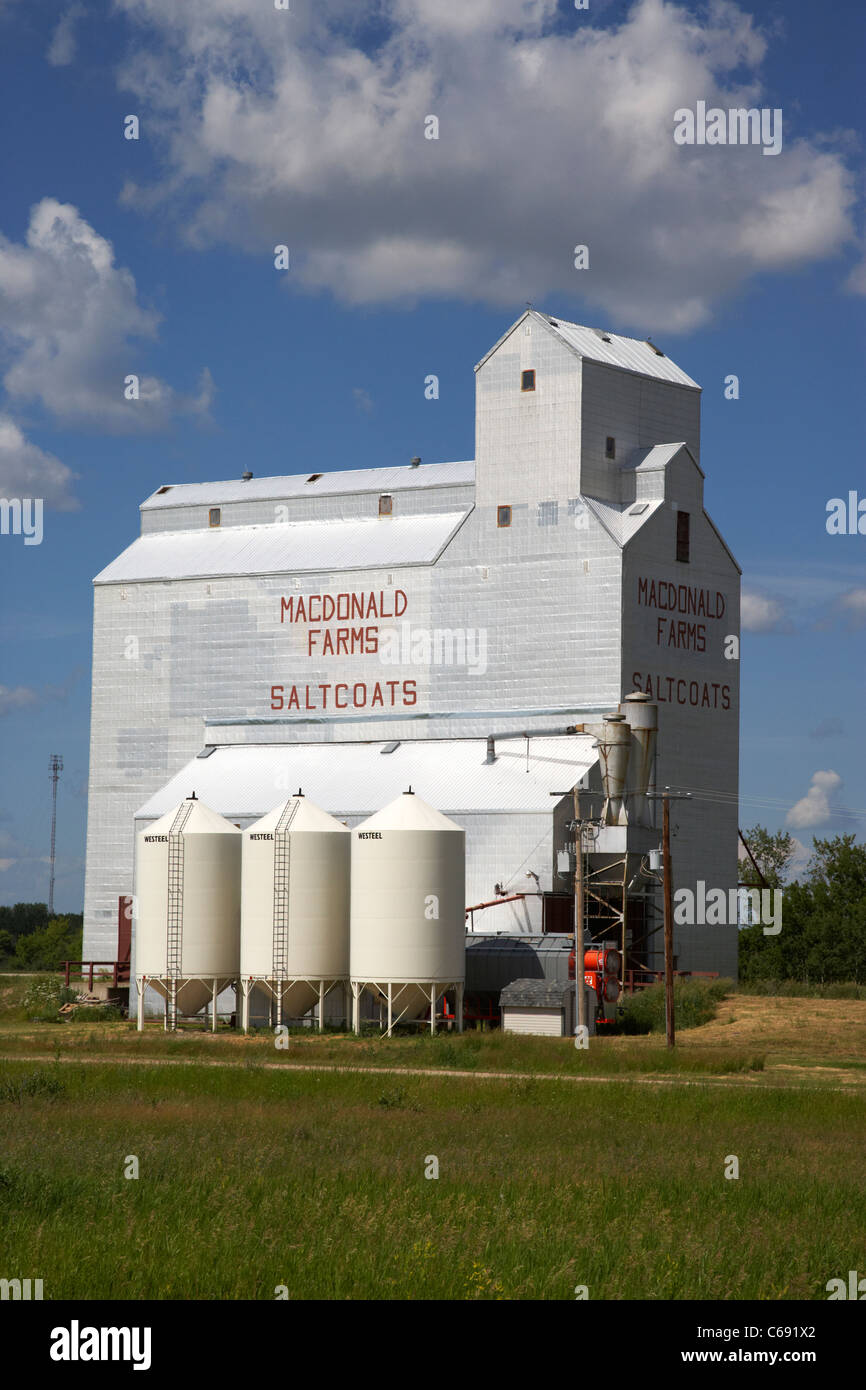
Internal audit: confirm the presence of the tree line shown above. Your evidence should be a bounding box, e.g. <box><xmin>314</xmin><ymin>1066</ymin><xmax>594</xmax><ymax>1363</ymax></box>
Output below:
<box><xmin>738</xmin><ymin>828</ymin><xmax>866</xmax><ymax>983</ymax></box>
<box><xmin>0</xmin><ymin>903</ymin><xmax>83</xmax><ymax>971</ymax></box>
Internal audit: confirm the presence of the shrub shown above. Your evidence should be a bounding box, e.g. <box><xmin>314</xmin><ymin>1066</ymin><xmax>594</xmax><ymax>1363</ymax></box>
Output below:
<box><xmin>617</xmin><ymin>977</ymin><xmax>733</xmax><ymax>1034</ymax></box>
<box><xmin>21</xmin><ymin>979</ymin><xmax>78</xmax><ymax>1022</ymax></box>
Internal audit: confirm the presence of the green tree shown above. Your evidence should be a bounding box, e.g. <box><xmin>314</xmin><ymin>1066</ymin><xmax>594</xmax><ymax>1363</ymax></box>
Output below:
<box><xmin>739</xmin><ymin>825</ymin><xmax>795</xmax><ymax>889</ymax></box>
<box><xmin>14</xmin><ymin>917</ymin><xmax>83</xmax><ymax>971</ymax></box>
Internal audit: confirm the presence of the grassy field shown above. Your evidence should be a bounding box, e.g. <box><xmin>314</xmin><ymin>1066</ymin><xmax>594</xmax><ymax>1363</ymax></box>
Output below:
<box><xmin>1</xmin><ymin>977</ymin><xmax>865</xmax><ymax>1300</ymax></box>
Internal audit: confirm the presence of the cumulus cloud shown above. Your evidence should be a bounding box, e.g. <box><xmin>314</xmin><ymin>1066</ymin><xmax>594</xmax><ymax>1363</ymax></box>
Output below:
<box><xmin>741</xmin><ymin>591</ymin><xmax>791</xmax><ymax>633</ymax></box>
<box><xmin>0</xmin><ymin>198</ymin><xmax>213</xmax><ymax>430</ymax></box>
<box><xmin>111</xmin><ymin>0</ymin><xmax>858</xmax><ymax>326</ymax></box>
<box><xmin>786</xmin><ymin>770</ymin><xmax>843</xmax><ymax>830</ymax></box>
<box><xmin>47</xmin><ymin>3</ymin><xmax>86</xmax><ymax>67</ymax></box>
<box><xmin>0</xmin><ymin>414</ymin><xmax>79</xmax><ymax>510</ymax></box>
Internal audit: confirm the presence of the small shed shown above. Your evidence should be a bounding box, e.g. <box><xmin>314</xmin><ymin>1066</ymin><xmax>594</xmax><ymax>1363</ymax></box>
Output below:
<box><xmin>499</xmin><ymin>979</ymin><xmax>596</xmax><ymax>1037</ymax></box>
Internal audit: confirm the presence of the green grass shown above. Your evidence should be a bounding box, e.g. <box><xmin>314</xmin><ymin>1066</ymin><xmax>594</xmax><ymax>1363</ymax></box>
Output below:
<box><xmin>0</xmin><ymin>1018</ymin><xmax>767</xmax><ymax>1077</ymax></box>
<box><xmin>0</xmin><ymin>1057</ymin><xmax>862</xmax><ymax>1300</ymax></box>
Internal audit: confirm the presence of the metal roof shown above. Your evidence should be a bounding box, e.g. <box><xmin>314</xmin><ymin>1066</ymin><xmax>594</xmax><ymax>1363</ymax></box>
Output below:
<box><xmin>141</xmin><ymin>460</ymin><xmax>475</xmax><ymax>511</ymax></box>
<box><xmin>476</xmin><ymin>310</ymin><xmax>700</xmax><ymax>389</ymax></box>
<box><xmin>622</xmin><ymin>442</ymin><xmax>703</xmax><ymax>478</ymax></box>
<box><xmin>93</xmin><ymin>510</ymin><xmax>472</xmax><ymax>584</ymax></box>
<box><xmin>133</xmin><ymin>735</ymin><xmax>600</xmax><ymax>822</ymax></box>
<box><xmin>500</xmin><ymin>978</ymin><xmax>574</xmax><ymax>1007</ymax></box>
<box><xmin>583</xmin><ymin>495</ymin><xmax>664</xmax><ymax>547</ymax></box>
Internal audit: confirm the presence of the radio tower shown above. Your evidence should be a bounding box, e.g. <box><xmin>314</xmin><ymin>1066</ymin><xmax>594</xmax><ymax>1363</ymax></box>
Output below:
<box><xmin>48</xmin><ymin>754</ymin><xmax>63</xmax><ymax>917</ymax></box>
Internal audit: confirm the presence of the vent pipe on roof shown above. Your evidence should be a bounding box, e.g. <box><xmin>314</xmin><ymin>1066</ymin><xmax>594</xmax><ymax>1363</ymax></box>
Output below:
<box><xmin>410</xmin><ymin>456</ymin><xmax>421</xmax><ymax>467</ymax></box>
<box><xmin>486</xmin><ymin>736</ymin><xmax>496</xmax><ymax>764</ymax></box>
<box><xmin>241</xmin><ymin>470</ymin><xmax>253</xmax><ymax>481</ymax></box>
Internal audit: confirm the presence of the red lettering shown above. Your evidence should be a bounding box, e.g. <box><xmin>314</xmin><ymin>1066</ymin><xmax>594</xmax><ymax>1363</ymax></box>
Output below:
<box><xmin>307</xmin><ymin>629</ymin><xmax>320</xmax><ymax>655</ymax></box>
<box><xmin>403</xmin><ymin>680</ymin><xmax>417</xmax><ymax>705</ymax></box>
<box><xmin>322</xmin><ymin>629</ymin><xmax>335</xmax><ymax>656</ymax></box>
<box><xmin>677</xmin><ymin>679</ymin><xmax>686</xmax><ymax>704</ymax></box>
<box><xmin>336</xmin><ymin>628</ymin><xmax>349</xmax><ymax>655</ymax></box>
<box><xmin>335</xmin><ymin>684</ymin><xmax>348</xmax><ymax>708</ymax></box>
<box><xmin>353</xmin><ymin>683</ymin><xmax>367</xmax><ymax>707</ymax></box>
<box><xmin>287</xmin><ymin>687</ymin><xmax>300</xmax><ymax>710</ymax></box>
<box><xmin>395</xmin><ymin>590</ymin><xmax>408</xmax><ymax>617</ymax></box>
<box><xmin>319</xmin><ymin>684</ymin><xmax>331</xmax><ymax>707</ymax></box>
<box><xmin>351</xmin><ymin>593</ymin><xmax>364</xmax><ymax>620</ymax></box>
<box><xmin>280</xmin><ymin>598</ymin><xmax>293</xmax><ymax>624</ymax></box>
<box><xmin>323</xmin><ymin>595</ymin><xmax>335</xmax><ymax>622</ymax></box>
<box><xmin>371</xmin><ymin>682</ymin><xmax>384</xmax><ymax>707</ymax></box>
<box><xmin>308</xmin><ymin>595</ymin><xmax>321</xmax><ymax>623</ymax></box>
<box><xmin>365</xmin><ymin>626</ymin><xmax>378</xmax><ymax>654</ymax></box>
<box><xmin>305</xmin><ymin>687</ymin><xmax>315</xmax><ymax>709</ymax></box>
<box><xmin>337</xmin><ymin>593</ymin><xmax>350</xmax><ymax>620</ymax></box>
<box><xmin>270</xmin><ymin>685</ymin><xmax>284</xmax><ymax>710</ymax></box>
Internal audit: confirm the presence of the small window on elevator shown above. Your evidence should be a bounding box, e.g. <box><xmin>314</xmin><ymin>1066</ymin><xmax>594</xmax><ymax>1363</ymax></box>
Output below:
<box><xmin>497</xmin><ymin>505</ymin><xmax>512</xmax><ymax>528</ymax></box>
<box><xmin>605</xmin><ymin>436</ymin><xmax>616</xmax><ymax>459</ymax></box>
<box><xmin>521</xmin><ymin>369</ymin><xmax>536</xmax><ymax>392</ymax></box>
<box><xmin>209</xmin><ymin>507</ymin><xmax>221</xmax><ymax>528</ymax></box>
<box><xmin>676</xmin><ymin>510</ymin><xmax>690</xmax><ymax>563</ymax></box>
<box><xmin>379</xmin><ymin>494</ymin><xmax>393</xmax><ymax>516</ymax></box>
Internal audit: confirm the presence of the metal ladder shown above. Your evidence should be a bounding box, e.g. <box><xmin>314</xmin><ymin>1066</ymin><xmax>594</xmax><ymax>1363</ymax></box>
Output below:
<box><xmin>166</xmin><ymin>800</ymin><xmax>194</xmax><ymax>1029</ymax></box>
<box><xmin>272</xmin><ymin>800</ymin><xmax>299</xmax><ymax>1026</ymax></box>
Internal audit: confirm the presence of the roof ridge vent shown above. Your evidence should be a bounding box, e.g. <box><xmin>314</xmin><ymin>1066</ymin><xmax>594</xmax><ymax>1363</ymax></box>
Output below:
<box><xmin>646</xmin><ymin>339</ymin><xmax>665</xmax><ymax>357</ymax></box>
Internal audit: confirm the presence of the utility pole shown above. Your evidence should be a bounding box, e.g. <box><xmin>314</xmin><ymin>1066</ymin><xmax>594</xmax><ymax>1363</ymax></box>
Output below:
<box><xmin>573</xmin><ymin>787</ymin><xmax>585</xmax><ymax>1035</ymax></box>
<box><xmin>662</xmin><ymin>788</ymin><xmax>675</xmax><ymax>1048</ymax></box>
<box><xmin>48</xmin><ymin>753</ymin><xmax>63</xmax><ymax>917</ymax></box>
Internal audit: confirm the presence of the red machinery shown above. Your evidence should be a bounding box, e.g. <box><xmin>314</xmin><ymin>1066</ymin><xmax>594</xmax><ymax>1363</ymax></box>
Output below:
<box><xmin>568</xmin><ymin>947</ymin><xmax>622</xmax><ymax>1022</ymax></box>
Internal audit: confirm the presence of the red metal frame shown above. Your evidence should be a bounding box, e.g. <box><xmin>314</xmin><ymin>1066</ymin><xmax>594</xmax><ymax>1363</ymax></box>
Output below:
<box><xmin>62</xmin><ymin>960</ymin><xmax>130</xmax><ymax>990</ymax></box>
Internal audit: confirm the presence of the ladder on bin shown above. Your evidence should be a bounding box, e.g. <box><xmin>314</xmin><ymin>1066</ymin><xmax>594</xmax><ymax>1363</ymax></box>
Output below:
<box><xmin>166</xmin><ymin>800</ymin><xmax>194</xmax><ymax>1029</ymax></box>
<box><xmin>272</xmin><ymin>800</ymin><xmax>299</xmax><ymax>1028</ymax></box>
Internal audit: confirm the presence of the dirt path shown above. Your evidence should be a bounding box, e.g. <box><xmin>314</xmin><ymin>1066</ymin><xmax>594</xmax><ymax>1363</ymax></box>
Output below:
<box><xmin>1</xmin><ymin>1049</ymin><xmax>862</xmax><ymax>1093</ymax></box>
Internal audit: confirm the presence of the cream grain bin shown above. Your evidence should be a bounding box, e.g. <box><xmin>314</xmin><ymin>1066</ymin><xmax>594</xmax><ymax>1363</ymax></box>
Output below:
<box><xmin>239</xmin><ymin>793</ymin><xmax>350</xmax><ymax>1030</ymax></box>
<box><xmin>350</xmin><ymin>790</ymin><xmax>465</xmax><ymax>1034</ymax></box>
<box><xmin>135</xmin><ymin>794</ymin><xmax>241</xmax><ymax>1029</ymax></box>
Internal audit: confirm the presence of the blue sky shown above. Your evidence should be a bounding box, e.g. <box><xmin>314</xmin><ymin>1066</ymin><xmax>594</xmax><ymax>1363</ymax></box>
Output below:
<box><xmin>0</xmin><ymin>0</ymin><xmax>864</xmax><ymax>911</ymax></box>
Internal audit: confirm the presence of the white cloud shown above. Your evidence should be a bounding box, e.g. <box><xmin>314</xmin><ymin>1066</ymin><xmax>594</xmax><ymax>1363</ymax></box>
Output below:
<box><xmin>786</xmin><ymin>770</ymin><xmax>842</xmax><ymax>830</ymax></box>
<box><xmin>0</xmin><ymin>414</ymin><xmax>79</xmax><ymax>510</ymax></box>
<box><xmin>47</xmin><ymin>4</ymin><xmax>86</xmax><ymax>67</ymax></box>
<box><xmin>352</xmin><ymin>387</ymin><xmax>373</xmax><ymax>415</ymax></box>
<box><xmin>111</xmin><ymin>0</ymin><xmax>858</xmax><ymax>326</ymax></box>
<box><xmin>0</xmin><ymin>198</ymin><xmax>212</xmax><ymax>430</ymax></box>
<box><xmin>0</xmin><ymin>668</ymin><xmax>84</xmax><ymax>717</ymax></box>
<box><xmin>839</xmin><ymin>587</ymin><xmax>866</xmax><ymax>625</ymax></box>
<box><xmin>741</xmin><ymin>591</ymin><xmax>789</xmax><ymax>632</ymax></box>
<box><xmin>0</xmin><ymin>684</ymin><xmax>40</xmax><ymax>715</ymax></box>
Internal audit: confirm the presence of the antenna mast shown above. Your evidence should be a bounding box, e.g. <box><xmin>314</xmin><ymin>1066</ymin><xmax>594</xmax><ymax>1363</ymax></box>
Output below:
<box><xmin>48</xmin><ymin>753</ymin><xmax>63</xmax><ymax>916</ymax></box>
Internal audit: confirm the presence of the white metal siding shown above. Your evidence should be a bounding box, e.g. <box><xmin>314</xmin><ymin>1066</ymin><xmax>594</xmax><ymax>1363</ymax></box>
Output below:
<box><xmin>502</xmin><ymin>1007</ymin><xmax>565</xmax><ymax>1036</ymax></box>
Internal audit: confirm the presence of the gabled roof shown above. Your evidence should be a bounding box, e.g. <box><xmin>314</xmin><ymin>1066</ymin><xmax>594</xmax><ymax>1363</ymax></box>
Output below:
<box><xmin>94</xmin><ymin>510</ymin><xmax>472</xmax><ymax>584</ymax></box>
<box><xmin>141</xmin><ymin>460</ymin><xmax>475</xmax><ymax>511</ymax></box>
<box><xmin>622</xmin><ymin>442</ymin><xmax>704</xmax><ymax>480</ymax></box>
<box><xmin>476</xmin><ymin>309</ymin><xmax>700</xmax><ymax>389</ymax></box>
